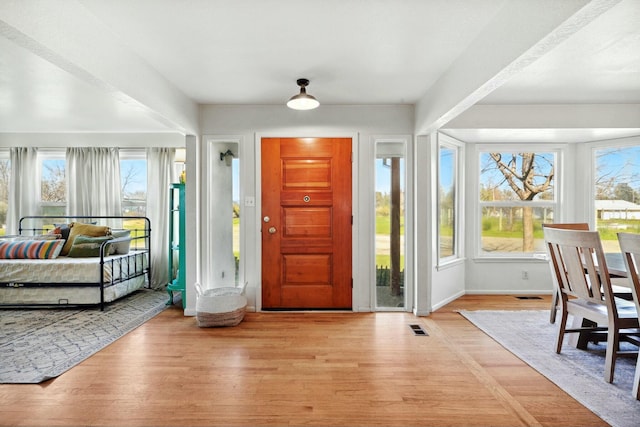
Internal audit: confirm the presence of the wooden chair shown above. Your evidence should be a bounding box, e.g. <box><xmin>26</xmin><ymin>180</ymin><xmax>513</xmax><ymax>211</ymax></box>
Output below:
<box><xmin>542</xmin><ymin>223</ymin><xmax>589</xmax><ymax>324</ymax></box>
<box><xmin>543</xmin><ymin>227</ymin><xmax>639</xmax><ymax>383</ymax></box>
<box><xmin>615</xmin><ymin>232</ymin><xmax>640</xmax><ymax>399</ymax></box>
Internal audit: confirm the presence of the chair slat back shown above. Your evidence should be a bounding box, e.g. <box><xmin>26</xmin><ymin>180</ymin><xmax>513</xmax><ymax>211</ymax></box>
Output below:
<box><xmin>543</xmin><ymin>227</ymin><xmax>614</xmax><ymax>308</ymax></box>
<box><xmin>617</xmin><ymin>233</ymin><xmax>640</xmax><ymax>314</ymax></box>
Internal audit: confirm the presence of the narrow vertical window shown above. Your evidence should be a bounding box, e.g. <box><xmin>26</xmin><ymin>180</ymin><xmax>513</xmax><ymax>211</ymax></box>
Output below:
<box><xmin>439</xmin><ymin>144</ymin><xmax>457</xmax><ymax>260</ymax></box>
<box><xmin>120</xmin><ymin>150</ymin><xmax>147</xmax><ymax>235</ymax></box>
<box><xmin>232</xmin><ymin>155</ymin><xmax>240</xmax><ymax>284</ymax></box>
<box><xmin>40</xmin><ymin>153</ymin><xmax>66</xmax><ymax>216</ymax></box>
<box><xmin>210</xmin><ymin>142</ymin><xmax>239</xmax><ymax>286</ymax></box>
<box><xmin>0</xmin><ymin>154</ymin><xmax>9</xmax><ymax>236</ymax></box>
<box><xmin>375</xmin><ymin>141</ymin><xmax>405</xmax><ymax>309</ymax></box>
<box><xmin>120</xmin><ymin>155</ymin><xmax>147</xmax><ymax>217</ymax></box>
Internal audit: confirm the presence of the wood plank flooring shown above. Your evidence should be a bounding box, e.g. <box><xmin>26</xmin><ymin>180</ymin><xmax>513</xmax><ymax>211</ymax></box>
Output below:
<box><xmin>0</xmin><ymin>295</ymin><xmax>608</xmax><ymax>426</ymax></box>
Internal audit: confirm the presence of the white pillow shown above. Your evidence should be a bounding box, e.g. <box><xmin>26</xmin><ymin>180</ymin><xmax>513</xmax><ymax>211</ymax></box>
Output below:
<box><xmin>109</xmin><ymin>229</ymin><xmax>132</xmax><ymax>255</ymax></box>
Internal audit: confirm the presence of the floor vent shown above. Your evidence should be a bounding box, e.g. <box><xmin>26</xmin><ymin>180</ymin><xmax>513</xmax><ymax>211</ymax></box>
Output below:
<box><xmin>515</xmin><ymin>296</ymin><xmax>543</xmax><ymax>300</ymax></box>
<box><xmin>409</xmin><ymin>324</ymin><xmax>428</xmax><ymax>336</ymax></box>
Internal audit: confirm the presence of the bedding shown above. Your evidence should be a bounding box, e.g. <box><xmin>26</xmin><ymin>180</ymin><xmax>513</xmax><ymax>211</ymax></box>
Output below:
<box><xmin>61</xmin><ymin>222</ymin><xmax>111</xmax><ymax>255</ymax></box>
<box><xmin>0</xmin><ymin>239</ymin><xmax>65</xmax><ymax>259</ymax></box>
<box><xmin>0</xmin><ymin>215</ymin><xmax>151</xmax><ymax>310</ymax></box>
<box><xmin>0</xmin><ymin>251</ymin><xmax>147</xmax><ymax>283</ymax></box>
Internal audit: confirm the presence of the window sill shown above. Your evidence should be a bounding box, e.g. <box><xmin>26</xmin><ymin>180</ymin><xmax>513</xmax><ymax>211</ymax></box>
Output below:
<box><xmin>472</xmin><ymin>254</ymin><xmax>549</xmax><ymax>263</ymax></box>
<box><xmin>436</xmin><ymin>257</ymin><xmax>465</xmax><ymax>271</ymax></box>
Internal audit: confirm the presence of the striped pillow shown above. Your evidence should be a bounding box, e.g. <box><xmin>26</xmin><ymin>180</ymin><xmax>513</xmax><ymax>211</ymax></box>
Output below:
<box><xmin>0</xmin><ymin>239</ymin><xmax>65</xmax><ymax>259</ymax></box>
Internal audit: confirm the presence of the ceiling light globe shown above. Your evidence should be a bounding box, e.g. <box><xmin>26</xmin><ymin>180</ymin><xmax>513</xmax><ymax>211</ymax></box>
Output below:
<box><xmin>287</xmin><ymin>95</ymin><xmax>320</xmax><ymax>110</ymax></box>
<box><xmin>287</xmin><ymin>78</ymin><xmax>320</xmax><ymax>110</ymax></box>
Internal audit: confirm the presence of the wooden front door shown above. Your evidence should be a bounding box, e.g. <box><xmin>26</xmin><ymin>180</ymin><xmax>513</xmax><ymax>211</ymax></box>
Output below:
<box><xmin>261</xmin><ymin>137</ymin><xmax>352</xmax><ymax>309</ymax></box>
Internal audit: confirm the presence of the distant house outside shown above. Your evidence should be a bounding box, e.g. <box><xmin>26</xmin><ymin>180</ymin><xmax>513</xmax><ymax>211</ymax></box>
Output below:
<box><xmin>596</xmin><ymin>199</ymin><xmax>640</xmax><ymax>220</ymax></box>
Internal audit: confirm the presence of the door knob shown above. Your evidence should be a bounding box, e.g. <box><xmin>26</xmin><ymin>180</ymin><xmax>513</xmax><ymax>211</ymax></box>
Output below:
<box><xmin>268</xmin><ymin>226</ymin><xmax>277</xmax><ymax>234</ymax></box>
<box><xmin>264</xmin><ymin>216</ymin><xmax>270</xmax><ymax>223</ymax></box>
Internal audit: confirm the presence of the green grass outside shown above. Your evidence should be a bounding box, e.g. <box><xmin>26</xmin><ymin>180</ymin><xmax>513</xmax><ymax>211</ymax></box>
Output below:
<box><xmin>376</xmin><ymin>215</ymin><xmax>404</xmax><ymax>234</ymax></box>
<box><xmin>482</xmin><ymin>217</ymin><xmax>640</xmax><ymax>241</ymax></box>
<box><xmin>376</xmin><ymin>254</ymin><xmax>404</xmax><ymax>268</ymax></box>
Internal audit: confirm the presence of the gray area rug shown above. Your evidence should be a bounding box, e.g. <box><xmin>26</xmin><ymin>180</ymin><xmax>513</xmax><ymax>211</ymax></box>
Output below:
<box><xmin>460</xmin><ymin>310</ymin><xmax>640</xmax><ymax>427</ymax></box>
<box><xmin>0</xmin><ymin>289</ymin><xmax>168</xmax><ymax>383</ymax></box>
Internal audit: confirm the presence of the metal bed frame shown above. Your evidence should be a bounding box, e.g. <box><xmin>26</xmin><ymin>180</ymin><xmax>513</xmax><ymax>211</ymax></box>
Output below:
<box><xmin>0</xmin><ymin>215</ymin><xmax>151</xmax><ymax>311</ymax></box>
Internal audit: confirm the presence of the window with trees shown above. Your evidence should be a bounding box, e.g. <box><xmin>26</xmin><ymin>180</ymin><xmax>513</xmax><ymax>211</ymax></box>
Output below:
<box><xmin>40</xmin><ymin>152</ymin><xmax>66</xmax><ymax>216</ymax></box>
<box><xmin>37</xmin><ymin>149</ymin><xmax>147</xmax><ymax>219</ymax></box>
<box><xmin>594</xmin><ymin>144</ymin><xmax>640</xmax><ymax>252</ymax></box>
<box><xmin>478</xmin><ymin>149</ymin><xmax>556</xmax><ymax>256</ymax></box>
<box><xmin>120</xmin><ymin>150</ymin><xmax>147</xmax><ymax>217</ymax></box>
<box><xmin>375</xmin><ymin>140</ymin><xmax>406</xmax><ymax>310</ymax></box>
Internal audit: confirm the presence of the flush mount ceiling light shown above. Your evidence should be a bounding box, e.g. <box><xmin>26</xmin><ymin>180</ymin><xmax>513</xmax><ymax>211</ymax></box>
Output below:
<box><xmin>287</xmin><ymin>78</ymin><xmax>319</xmax><ymax>110</ymax></box>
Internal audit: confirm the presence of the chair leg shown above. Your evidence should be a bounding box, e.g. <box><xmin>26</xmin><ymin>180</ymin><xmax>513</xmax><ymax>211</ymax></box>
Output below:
<box><xmin>604</xmin><ymin>328</ymin><xmax>620</xmax><ymax>383</ymax></box>
<box><xmin>633</xmin><ymin>359</ymin><xmax>640</xmax><ymax>400</ymax></box>
<box><xmin>555</xmin><ymin>308</ymin><xmax>569</xmax><ymax>353</ymax></box>
<box><xmin>549</xmin><ymin>291</ymin><xmax>558</xmax><ymax>324</ymax></box>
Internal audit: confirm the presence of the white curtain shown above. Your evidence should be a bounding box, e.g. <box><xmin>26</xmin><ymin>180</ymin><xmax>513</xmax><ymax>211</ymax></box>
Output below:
<box><xmin>147</xmin><ymin>147</ymin><xmax>175</xmax><ymax>289</ymax></box>
<box><xmin>66</xmin><ymin>147</ymin><xmax>122</xmax><ymax>217</ymax></box>
<box><xmin>7</xmin><ymin>147</ymin><xmax>39</xmax><ymax>234</ymax></box>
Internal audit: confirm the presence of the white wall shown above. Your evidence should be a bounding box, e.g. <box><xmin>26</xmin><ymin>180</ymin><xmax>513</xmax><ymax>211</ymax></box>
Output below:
<box><xmin>414</xmin><ymin>133</ymin><xmax>467</xmax><ymax>314</ymax></box>
<box><xmin>196</xmin><ymin>104</ymin><xmax>414</xmax><ymax>314</ymax></box>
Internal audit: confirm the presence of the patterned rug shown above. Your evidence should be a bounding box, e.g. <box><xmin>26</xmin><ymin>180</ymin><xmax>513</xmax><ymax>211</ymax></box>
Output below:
<box><xmin>460</xmin><ymin>310</ymin><xmax>640</xmax><ymax>427</ymax></box>
<box><xmin>0</xmin><ymin>289</ymin><xmax>168</xmax><ymax>383</ymax></box>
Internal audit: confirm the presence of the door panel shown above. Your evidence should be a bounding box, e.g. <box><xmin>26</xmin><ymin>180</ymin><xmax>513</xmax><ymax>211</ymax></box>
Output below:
<box><xmin>262</xmin><ymin>137</ymin><xmax>352</xmax><ymax>309</ymax></box>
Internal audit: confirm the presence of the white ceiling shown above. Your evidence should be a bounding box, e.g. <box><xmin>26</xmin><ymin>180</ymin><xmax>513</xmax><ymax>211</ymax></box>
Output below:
<box><xmin>480</xmin><ymin>0</ymin><xmax>640</xmax><ymax>105</ymax></box>
<box><xmin>0</xmin><ymin>0</ymin><xmax>639</xmax><ymax>141</ymax></box>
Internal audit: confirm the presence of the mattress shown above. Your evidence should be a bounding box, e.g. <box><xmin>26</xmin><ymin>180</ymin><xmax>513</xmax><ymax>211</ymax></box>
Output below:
<box><xmin>0</xmin><ymin>276</ymin><xmax>146</xmax><ymax>305</ymax></box>
<box><xmin>0</xmin><ymin>251</ymin><xmax>149</xmax><ymax>306</ymax></box>
<box><xmin>0</xmin><ymin>251</ymin><xmax>147</xmax><ymax>284</ymax></box>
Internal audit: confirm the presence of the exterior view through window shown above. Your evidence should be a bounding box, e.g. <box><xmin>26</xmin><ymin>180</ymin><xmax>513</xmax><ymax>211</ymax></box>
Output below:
<box><xmin>41</xmin><ymin>156</ymin><xmax>66</xmax><ymax>216</ymax></box>
<box><xmin>375</xmin><ymin>141</ymin><xmax>405</xmax><ymax>309</ymax></box>
<box><xmin>595</xmin><ymin>145</ymin><xmax>640</xmax><ymax>253</ymax></box>
<box><xmin>120</xmin><ymin>155</ymin><xmax>148</xmax><ymax>244</ymax></box>
<box><xmin>232</xmin><ymin>157</ymin><xmax>240</xmax><ymax>283</ymax></box>
<box><xmin>479</xmin><ymin>151</ymin><xmax>555</xmax><ymax>255</ymax></box>
<box><xmin>0</xmin><ymin>157</ymin><xmax>8</xmax><ymax>236</ymax></box>
<box><xmin>439</xmin><ymin>144</ymin><xmax>456</xmax><ymax>260</ymax></box>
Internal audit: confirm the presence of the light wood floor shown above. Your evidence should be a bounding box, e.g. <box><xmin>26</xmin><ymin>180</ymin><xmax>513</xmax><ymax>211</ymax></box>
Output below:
<box><xmin>0</xmin><ymin>295</ymin><xmax>608</xmax><ymax>427</ymax></box>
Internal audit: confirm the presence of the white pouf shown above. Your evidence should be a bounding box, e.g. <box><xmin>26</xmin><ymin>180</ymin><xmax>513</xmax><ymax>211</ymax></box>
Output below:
<box><xmin>195</xmin><ymin>283</ymin><xmax>247</xmax><ymax>327</ymax></box>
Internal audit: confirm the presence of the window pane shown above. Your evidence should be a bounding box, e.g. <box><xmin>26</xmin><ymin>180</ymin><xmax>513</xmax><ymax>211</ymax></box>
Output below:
<box><xmin>120</xmin><ymin>158</ymin><xmax>147</xmax><ymax>217</ymax></box>
<box><xmin>594</xmin><ymin>145</ymin><xmax>640</xmax><ymax>253</ymax></box>
<box><xmin>479</xmin><ymin>151</ymin><xmax>555</xmax><ymax>255</ymax></box>
<box><xmin>0</xmin><ymin>157</ymin><xmax>9</xmax><ymax>236</ymax></box>
<box><xmin>439</xmin><ymin>146</ymin><xmax>456</xmax><ymax>259</ymax></box>
<box><xmin>41</xmin><ymin>158</ymin><xmax>66</xmax><ymax>216</ymax></box>
<box><xmin>481</xmin><ymin>206</ymin><xmax>553</xmax><ymax>253</ymax></box>
<box><xmin>480</xmin><ymin>152</ymin><xmax>554</xmax><ymax>201</ymax></box>
<box><xmin>233</xmin><ymin>157</ymin><xmax>240</xmax><ymax>284</ymax></box>
<box><xmin>209</xmin><ymin>142</ymin><xmax>239</xmax><ymax>286</ymax></box>
<box><xmin>375</xmin><ymin>153</ymin><xmax>405</xmax><ymax>309</ymax></box>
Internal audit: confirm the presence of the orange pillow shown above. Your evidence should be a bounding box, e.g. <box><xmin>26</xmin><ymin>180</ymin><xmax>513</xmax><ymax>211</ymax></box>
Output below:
<box><xmin>60</xmin><ymin>222</ymin><xmax>111</xmax><ymax>256</ymax></box>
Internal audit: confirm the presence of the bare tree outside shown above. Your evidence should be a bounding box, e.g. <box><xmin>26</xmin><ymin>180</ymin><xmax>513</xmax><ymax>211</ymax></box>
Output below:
<box><xmin>121</xmin><ymin>163</ymin><xmax>142</xmax><ymax>198</ymax></box>
<box><xmin>41</xmin><ymin>160</ymin><xmax>65</xmax><ymax>203</ymax></box>
<box><xmin>595</xmin><ymin>147</ymin><xmax>640</xmax><ymax>202</ymax></box>
<box><xmin>480</xmin><ymin>152</ymin><xmax>554</xmax><ymax>252</ymax></box>
<box><xmin>120</xmin><ymin>159</ymin><xmax>147</xmax><ymax>216</ymax></box>
<box><xmin>594</xmin><ymin>146</ymin><xmax>640</xmax><ymax>247</ymax></box>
